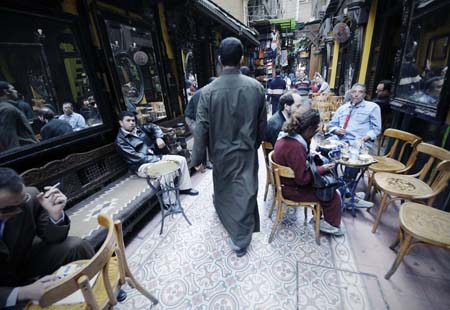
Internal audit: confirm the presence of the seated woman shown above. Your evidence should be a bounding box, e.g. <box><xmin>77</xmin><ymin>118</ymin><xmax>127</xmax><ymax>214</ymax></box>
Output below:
<box><xmin>273</xmin><ymin>108</ymin><xmax>344</xmax><ymax>236</ymax></box>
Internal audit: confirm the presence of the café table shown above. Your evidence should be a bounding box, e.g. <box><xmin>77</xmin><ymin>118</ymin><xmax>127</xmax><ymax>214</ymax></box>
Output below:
<box><xmin>335</xmin><ymin>156</ymin><xmax>377</xmax><ymax>217</ymax></box>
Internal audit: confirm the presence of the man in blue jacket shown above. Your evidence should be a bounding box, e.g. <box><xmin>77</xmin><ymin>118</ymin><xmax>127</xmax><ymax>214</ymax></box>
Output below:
<box><xmin>267</xmin><ymin>68</ymin><xmax>286</xmax><ymax>114</ymax></box>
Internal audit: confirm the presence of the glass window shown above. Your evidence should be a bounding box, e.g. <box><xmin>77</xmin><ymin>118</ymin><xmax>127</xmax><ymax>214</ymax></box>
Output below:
<box><xmin>0</xmin><ymin>10</ymin><xmax>102</xmax><ymax>154</ymax></box>
<box><xmin>105</xmin><ymin>20</ymin><xmax>167</xmax><ymax>124</ymax></box>
<box><xmin>396</xmin><ymin>1</ymin><xmax>449</xmax><ymax>116</ymax></box>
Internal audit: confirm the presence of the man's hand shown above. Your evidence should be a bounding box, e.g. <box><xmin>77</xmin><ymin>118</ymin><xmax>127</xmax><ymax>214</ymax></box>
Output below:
<box><xmin>17</xmin><ymin>275</ymin><xmax>59</xmax><ymax>302</ymax></box>
<box><xmin>334</xmin><ymin>128</ymin><xmax>346</xmax><ymax>136</ymax></box>
<box><xmin>156</xmin><ymin>138</ymin><xmax>166</xmax><ymax>149</ymax></box>
<box><xmin>37</xmin><ymin>187</ymin><xmax>67</xmax><ymax>221</ymax></box>
<box><xmin>195</xmin><ymin>163</ymin><xmax>205</xmax><ymax>173</ymax></box>
<box><xmin>321</xmin><ymin>163</ymin><xmax>335</xmax><ymax>171</ymax></box>
<box><xmin>362</xmin><ymin>135</ymin><xmax>371</xmax><ymax>142</ymax></box>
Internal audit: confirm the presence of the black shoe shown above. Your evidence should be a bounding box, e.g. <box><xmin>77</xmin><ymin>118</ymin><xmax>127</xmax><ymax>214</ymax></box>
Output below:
<box><xmin>235</xmin><ymin>247</ymin><xmax>247</xmax><ymax>257</ymax></box>
<box><xmin>117</xmin><ymin>288</ymin><xmax>127</xmax><ymax>302</ymax></box>
<box><xmin>180</xmin><ymin>188</ymin><xmax>199</xmax><ymax>196</ymax></box>
<box><xmin>206</xmin><ymin>163</ymin><xmax>213</xmax><ymax>169</ymax></box>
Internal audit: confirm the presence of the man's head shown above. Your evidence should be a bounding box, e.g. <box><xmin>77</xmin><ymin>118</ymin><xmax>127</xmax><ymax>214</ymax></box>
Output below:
<box><xmin>219</xmin><ymin>37</ymin><xmax>243</xmax><ymax>67</ymax></box>
<box><xmin>425</xmin><ymin>76</ymin><xmax>444</xmax><ymax>99</ymax></box>
<box><xmin>208</xmin><ymin>77</ymin><xmax>217</xmax><ymax>84</ymax></box>
<box><xmin>279</xmin><ymin>90</ymin><xmax>304</xmax><ymax>116</ymax></box>
<box><xmin>0</xmin><ymin>81</ymin><xmax>18</xmax><ymax>100</ymax></box>
<box><xmin>283</xmin><ymin>107</ymin><xmax>321</xmax><ymax>142</ymax></box>
<box><xmin>37</xmin><ymin>107</ymin><xmax>55</xmax><ymax>123</ymax></box>
<box><xmin>350</xmin><ymin>83</ymin><xmax>367</xmax><ymax>104</ymax></box>
<box><xmin>0</xmin><ymin>167</ymin><xmax>28</xmax><ymax>220</ymax></box>
<box><xmin>376</xmin><ymin>80</ymin><xmax>392</xmax><ymax>99</ymax></box>
<box><xmin>275</xmin><ymin>68</ymin><xmax>281</xmax><ymax>77</ymax></box>
<box><xmin>296</xmin><ymin>70</ymin><xmax>305</xmax><ymax>79</ymax></box>
<box><xmin>62</xmin><ymin>102</ymin><xmax>74</xmax><ymax>116</ymax></box>
<box><xmin>119</xmin><ymin>111</ymin><xmax>136</xmax><ymax>132</ymax></box>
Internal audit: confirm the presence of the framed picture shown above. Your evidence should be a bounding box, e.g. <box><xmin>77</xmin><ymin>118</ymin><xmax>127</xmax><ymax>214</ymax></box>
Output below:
<box><xmin>431</xmin><ymin>35</ymin><xmax>449</xmax><ymax>61</ymax></box>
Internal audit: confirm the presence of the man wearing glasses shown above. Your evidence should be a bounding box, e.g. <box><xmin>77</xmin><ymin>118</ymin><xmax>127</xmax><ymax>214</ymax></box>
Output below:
<box><xmin>0</xmin><ymin>168</ymin><xmax>94</xmax><ymax>308</ymax></box>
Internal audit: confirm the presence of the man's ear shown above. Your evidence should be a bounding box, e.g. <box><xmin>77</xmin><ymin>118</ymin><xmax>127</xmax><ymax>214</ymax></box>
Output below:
<box><xmin>239</xmin><ymin>56</ymin><xmax>244</xmax><ymax>65</ymax></box>
<box><xmin>218</xmin><ymin>56</ymin><xmax>222</xmax><ymax>66</ymax></box>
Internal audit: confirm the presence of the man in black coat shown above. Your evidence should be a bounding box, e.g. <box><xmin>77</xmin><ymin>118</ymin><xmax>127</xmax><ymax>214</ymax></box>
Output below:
<box><xmin>265</xmin><ymin>89</ymin><xmax>305</xmax><ymax>146</ymax></box>
<box><xmin>38</xmin><ymin>108</ymin><xmax>73</xmax><ymax>140</ymax></box>
<box><xmin>0</xmin><ymin>168</ymin><xmax>94</xmax><ymax>308</ymax></box>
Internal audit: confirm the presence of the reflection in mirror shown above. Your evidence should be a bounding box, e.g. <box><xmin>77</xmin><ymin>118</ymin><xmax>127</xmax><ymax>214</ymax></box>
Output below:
<box><xmin>0</xmin><ymin>10</ymin><xmax>103</xmax><ymax>155</ymax></box>
<box><xmin>105</xmin><ymin>20</ymin><xmax>167</xmax><ymax>124</ymax></box>
<box><xmin>396</xmin><ymin>1</ymin><xmax>449</xmax><ymax>116</ymax></box>
<box><xmin>182</xmin><ymin>49</ymin><xmax>198</xmax><ymax>103</ymax></box>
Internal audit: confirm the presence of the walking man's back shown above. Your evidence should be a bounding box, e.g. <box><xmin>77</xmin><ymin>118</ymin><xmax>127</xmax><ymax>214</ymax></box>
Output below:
<box><xmin>193</xmin><ymin>37</ymin><xmax>266</xmax><ymax>257</ymax></box>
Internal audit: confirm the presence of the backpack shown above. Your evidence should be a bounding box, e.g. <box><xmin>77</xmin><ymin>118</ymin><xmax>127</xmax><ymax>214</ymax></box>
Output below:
<box><xmin>308</xmin><ymin>154</ymin><xmax>340</xmax><ymax>202</ymax></box>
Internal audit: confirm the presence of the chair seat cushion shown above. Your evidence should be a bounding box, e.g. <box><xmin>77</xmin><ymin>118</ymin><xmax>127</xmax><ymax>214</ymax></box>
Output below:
<box><xmin>67</xmin><ymin>174</ymin><xmax>154</xmax><ymax>246</ymax></box>
<box><xmin>374</xmin><ymin>172</ymin><xmax>433</xmax><ymax>198</ymax></box>
<box><xmin>369</xmin><ymin>156</ymin><xmax>405</xmax><ymax>172</ymax></box>
<box><xmin>400</xmin><ymin>202</ymin><xmax>450</xmax><ymax>246</ymax></box>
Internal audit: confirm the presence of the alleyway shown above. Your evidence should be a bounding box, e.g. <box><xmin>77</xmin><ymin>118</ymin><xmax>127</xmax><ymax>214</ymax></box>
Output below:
<box><xmin>116</xmin><ymin>150</ymin><xmax>450</xmax><ymax>310</ymax></box>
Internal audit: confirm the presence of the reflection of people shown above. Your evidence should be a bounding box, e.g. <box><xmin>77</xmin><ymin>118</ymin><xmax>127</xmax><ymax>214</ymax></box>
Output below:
<box><xmin>121</xmin><ymin>83</ymin><xmax>137</xmax><ymax>114</ymax></box>
<box><xmin>192</xmin><ymin>37</ymin><xmax>266</xmax><ymax>257</ymax></box>
<box><xmin>315</xmin><ymin>74</ymin><xmax>330</xmax><ymax>94</ymax></box>
<box><xmin>265</xmin><ymin>90</ymin><xmax>304</xmax><ymax>146</ymax></box>
<box><xmin>0</xmin><ymin>81</ymin><xmax>37</xmax><ymax>152</ymax></box>
<box><xmin>415</xmin><ymin>76</ymin><xmax>444</xmax><ymax>106</ymax></box>
<box><xmin>0</xmin><ymin>167</ymin><xmax>94</xmax><ymax>308</ymax></box>
<box><xmin>398</xmin><ymin>54</ymin><xmax>421</xmax><ymax>97</ymax></box>
<box><xmin>80</xmin><ymin>97</ymin><xmax>100</xmax><ymax>125</ymax></box>
<box><xmin>267</xmin><ymin>68</ymin><xmax>287</xmax><ymax>114</ymax></box>
<box><xmin>58</xmin><ymin>102</ymin><xmax>86</xmax><ymax>131</ymax></box>
<box><xmin>17</xmin><ymin>93</ymin><xmax>34</xmax><ymax>121</ymax></box>
<box><xmin>273</xmin><ymin>108</ymin><xmax>344</xmax><ymax>235</ymax></box>
<box><xmin>38</xmin><ymin>108</ymin><xmax>73</xmax><ymax>140</ymax></box>
<box><xmin>239</xmin><ymin>66</ymin><xmax>250</xmax><ymax>76</ymax></box>
<box><xmin>115</xmin><ymin>111</ymin><xmax>199</xmax><ymax>195</ymax></box>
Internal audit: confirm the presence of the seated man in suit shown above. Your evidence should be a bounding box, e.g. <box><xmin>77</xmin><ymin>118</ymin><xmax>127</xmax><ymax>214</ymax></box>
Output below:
<box><xmin>265</xmin><ymin>89</ymin><xmax>306</xmax><ymax>146</ymax></box>
<box><xmin>115</xmin><ymin>111</ymin><xmax>199</xmax><ymax>196</ymax></box>
<box><xmin>0</xmin><ymin>168</ymin><xmax>94</xmax><ymax>308</ymax></box>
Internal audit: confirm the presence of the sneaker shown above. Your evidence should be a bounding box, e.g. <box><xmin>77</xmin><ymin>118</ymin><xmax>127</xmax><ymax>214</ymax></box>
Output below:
<box><xmin>354</xmin><ymin>198</ymin><xmax>373</xmax><ymax>208</ymax></box>
<box><xmin>319</xmin><ymin>219</ymin><xmax>340</xmax><ymax>234</ymax></box>
<box><xmin>333</xmin><ymin>226</ymin><xmax>346</xmax><ymax>236</ymax></box>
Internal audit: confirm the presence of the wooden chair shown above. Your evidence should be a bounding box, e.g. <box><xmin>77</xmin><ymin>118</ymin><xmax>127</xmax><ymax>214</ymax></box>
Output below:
<box><xmin>385</xmin><ymin>202</ymin><xmax>450</xmax><ymax>279</ymax></box>
<box><xmin>371</xmin><ymin>143</ymin><xmax>450</xmax><ymax>233</ymax></box>
<box><xmin>366</xmin><ymin>129</ymin><xmax>422</xmax><ymax>199</ymax></box>
<box><xmin>268</xmin><ymin>152</ymin><xmax>322</xmax><ymax>245</ymax></box>
<box><xmin>261</xmin><ymin>141</ymin><xmax>278</xmax><ymax>218</ymax></box>
<box><xmin>26</xmin><ymin>214</ymin><xmax>158</xmax><ymax>309</ymax></box>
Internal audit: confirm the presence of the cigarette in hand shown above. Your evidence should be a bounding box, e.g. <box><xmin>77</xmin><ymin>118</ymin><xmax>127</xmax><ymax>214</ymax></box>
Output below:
<box><xmin>44</xmin><ymin>182</ymin><xmax>60</xmax><ymax>198</ymax></box>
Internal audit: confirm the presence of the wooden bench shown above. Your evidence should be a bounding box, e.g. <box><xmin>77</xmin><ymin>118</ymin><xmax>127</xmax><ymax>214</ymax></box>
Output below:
<box><xmin>21</xmin><ymin>143</ymin><xmax>158</xmax><ymax>248</ymax></box>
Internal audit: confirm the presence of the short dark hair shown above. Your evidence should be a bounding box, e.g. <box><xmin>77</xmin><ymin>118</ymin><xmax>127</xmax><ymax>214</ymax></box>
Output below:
<box><xmin>0</xmin><ymin>81</ymin><xmax>10</xmax><ymax>96</ymax></box>
<box><xmin>219</xmin><ymin>37</ymin><xmax>243</xmax><ymax>66</ymax></box>
<box><xmin>240</xmin><ymin>66</ymin><xmax>250</xmax><ymax>76</ymax></box>
<box><xmin>0</xmin><ymin>167</ymin><xmax>24</xmax><ymax>194</ymax></box>
<box><xmin>425</xmin><ymin>76</ymin><xmax>444</xmax><ymax>91</ymax></box>
<box><xmin>62</xmin><ymin>102</ymin><xmax>73</xmax><ymax>108</ymax></box>
<box><xmin>37</xmin><ymin>107</ymin><xmax>55</xmax><ymax>121</ymax></box>
<box><xmin>279</xmin><ymin>90</ymin><xmax>300</xmax><ymax>111</ymax></box>
<box><xmin>275</xmin><ymin>68</ymin><xmax>281</xmax><ymax>76</ymax></box>
<box><xmin>351</xmin><ymin>83</ymin><xmax>367</xmax><ymax>92</ymax></box>
<box><xmin>379</xmin><ymin>80</ymin><xmax>392</xmax><ymax>92</ymax></box>
<box><xmin>283</xmin><ymin>108</ymin><xmax>321</xmax><ymax>135</ymax></box>
<box><xmin>208</xmin><ymin>77</ymin><xmax>217</xmax><ymax>84</ymax></box>
<box><xmin>119</xmin><ymin>111</ymin><xmax>135</xmax><ymax>121</ymax></box>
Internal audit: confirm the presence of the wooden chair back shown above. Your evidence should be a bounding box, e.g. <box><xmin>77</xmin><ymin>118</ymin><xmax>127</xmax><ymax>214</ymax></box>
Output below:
<box><xmin>382</xmin><ymin>129</ymin><xmax>422</xmax><ymax>171</ymax></box>
<box><xmin>261</xmin><ymin>141</ymin><xmax>274</xmax><ymax>170</ymax></box>
<box><xmin>414</xmin><ymin>143</ymin><xmax>450</xmax><ymax>182</ymax></box>
<box><xmin>269</xmin><ymin>152</ymin><xmax>295</xmax><ymax>200</ymax></box>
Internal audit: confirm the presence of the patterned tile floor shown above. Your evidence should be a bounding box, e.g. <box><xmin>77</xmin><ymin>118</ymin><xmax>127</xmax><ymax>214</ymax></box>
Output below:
<box><xmin>115</xmin><ymin>151</ymin><xmax>389</xmax><ymax>310</ymax></box>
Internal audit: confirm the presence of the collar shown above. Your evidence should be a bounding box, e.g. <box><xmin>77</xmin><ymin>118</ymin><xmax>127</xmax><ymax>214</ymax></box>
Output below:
<box><xmin>281</xmin><ymin>111</ymin><xmax>289</xmax><ymax>120</ymax></box>
<box><xmin>278</xmin><ymin>132</ymin><xmax>308</xmax><ymax>149</ymax></box>
<box><xmin>221</xmin><ymin>67</ymin><xmax>241</xmax><ymax>75</ymax></box>
<box><xmin>120</xmin><ymin>128</ymin><xmax>139</xmax><ymax>137</ymax></box>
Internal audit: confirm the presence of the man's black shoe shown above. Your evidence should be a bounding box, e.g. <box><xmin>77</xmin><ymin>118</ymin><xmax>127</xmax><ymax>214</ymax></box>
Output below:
<box><xmin>180</xmin><ymin>189</ymin><xmax>199</xmax><ymax>196</ymax></box>
<box><xmin>117</xmin><ymin>288</ymin><xmax>127</xmax><ymax>302</ymax></box>
<box><xmin>206</xmin><ymin>163</ymin><xmax>213</xmax><ymax>169</ymax></box>
<box><xmin>235</xmin><ymin>247</ymin><xmax>247</xmax><ymax>257</ymax></box>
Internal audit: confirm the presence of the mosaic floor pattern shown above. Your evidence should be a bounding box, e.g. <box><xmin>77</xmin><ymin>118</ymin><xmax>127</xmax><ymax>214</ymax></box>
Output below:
<box><xmin>116</xmin><ymin>164</ymin><xmax>387</xmax><ymax>309</ymax></box>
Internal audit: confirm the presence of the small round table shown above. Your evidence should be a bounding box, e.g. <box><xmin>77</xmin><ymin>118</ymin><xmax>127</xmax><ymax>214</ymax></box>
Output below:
<box><xmin>336</xmin><ymin>157</ymin><xmax>377</xmax><ymax>217</ymax></box>
<box><xmin>145</xmin><ymin>160</ymin><xmax>192</xmax><ymax>234</ymax></box>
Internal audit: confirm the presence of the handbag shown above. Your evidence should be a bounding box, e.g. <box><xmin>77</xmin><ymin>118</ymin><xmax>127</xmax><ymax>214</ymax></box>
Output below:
<box><xmin>308</xmin><ymin>154</ymin><xmax>340</xmax><ymax>202</ymax></box>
